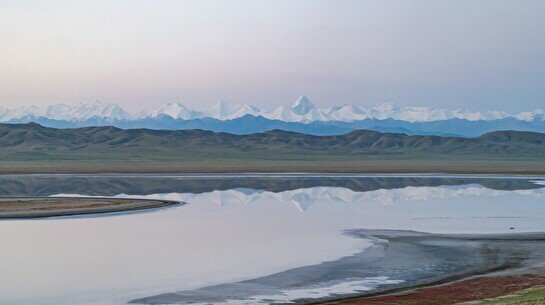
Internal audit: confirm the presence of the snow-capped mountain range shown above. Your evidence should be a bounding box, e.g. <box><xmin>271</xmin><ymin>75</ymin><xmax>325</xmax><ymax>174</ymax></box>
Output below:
<box><xmin>0</xmin><ymin>102</ymin><xmax>129</xmax><ymax>122</ymax></box>
<box><xmin>1</xmin><ymin>95</ymin><xmax>543</xmax><ymax>123</ymax></box>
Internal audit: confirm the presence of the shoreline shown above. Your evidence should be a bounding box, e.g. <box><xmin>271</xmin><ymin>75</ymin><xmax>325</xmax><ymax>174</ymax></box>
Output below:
<box><xmin>129</xmin><ymin>230</ymin><xmax>545</xmax><ymax>304</ymax></box>
<box><xmin>1</xmin><ymin>159</ymin><xmax>544</xmax><ymax>175</ymax></box>
<box><xmin>0</xmin><ymin>197</ymin><xmax>182</xmax><ymax>219</ymax></box>
<box><xmin>317</xmin><ymin>275</ymin><xmax>545</xmax><ymax>305</ymax></box>
<box><xmin>0</xmin><ymin>172</ymin><xmax>544</xmax><ymax>179</ymax></box>
<box><xmin>1</xmin><ymin>169</ymin><xmax>544</xmax><ymax>175</ymax></box>
<box><xmin>310</xmin><ymin>230</ymin><xmax>545</xmax><ymax>305</ymax></box>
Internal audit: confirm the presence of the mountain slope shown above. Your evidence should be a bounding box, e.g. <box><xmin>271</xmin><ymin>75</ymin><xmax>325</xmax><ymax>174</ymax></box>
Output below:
<box><xmin>1</xmin><ymin>123</ymin><xmax>544</xmax><ymax>174</ymax></box>
<box><xmin>0</xmin><ymin>123</ymin><xmax>543</xmax><ymax>156</ymax></box>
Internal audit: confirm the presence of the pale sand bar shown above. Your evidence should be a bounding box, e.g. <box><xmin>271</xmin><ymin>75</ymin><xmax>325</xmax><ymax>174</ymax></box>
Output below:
<box><xmin>0</xmin><ymin>197</ymin><xmax>181</xmax><ymax>219</ymax></box>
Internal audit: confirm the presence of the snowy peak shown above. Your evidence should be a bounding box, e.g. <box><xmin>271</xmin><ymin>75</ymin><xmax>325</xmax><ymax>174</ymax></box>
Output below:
<box><xmin>155</xmin><ymin>102</ymin><xmax>188</xmax><ymax>118</ymax></box>
<box><xmin>291</xmin><ymin>95</ymin><xmax>315</xmax><ymax>115</ymax></box>
<box><xmin>210</xmin><ymin>100</ymin><xmax>229</xmax><ymax>117</ymax></box>
<box><xmin>0</xmin><ymin>97</ymin><xmax>543</xmax><ymax>124</ymax></box>
<box><xmin>208</xmin><ymin>101</ymin><xmax>261</xmax><ymax>120</ymax></box>
<box><xmin>515</xmin><ymin>109</ymin><xmax>545</xmax><ymax>122</ymax></box>
<box><xmin>153</xmin><ymin>102</ymin><xmax>204</xmax><ymax>120</ymax></box>
<box><xmin>0</xmin><ymin>101</ymin><xmax>131</xmax><ymax>122</ymax></box>
<box><xmin>368</xmin><ymin>103</ymin><xmax>450</xmax><ymax>121</ymax></box>
<box><xmin>360</xmin><ymin>103</ymin><xmax>511</xmax><ymax>122</ymax></box>
<box><xmin>327</xmin><ymin>104</ymin><xmax>366</xmax><ymax>121</ymax></box>
<box><xmin>77</xmin><ymin>101</ymin><xmax>129</xmax><ymax>120</ymax></box>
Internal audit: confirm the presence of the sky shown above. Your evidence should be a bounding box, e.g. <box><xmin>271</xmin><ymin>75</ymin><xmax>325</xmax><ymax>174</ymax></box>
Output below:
<box><xmin>1</xmin><ymin>0</ymin><xmax>544</xmax><ymax>112</ymax></box>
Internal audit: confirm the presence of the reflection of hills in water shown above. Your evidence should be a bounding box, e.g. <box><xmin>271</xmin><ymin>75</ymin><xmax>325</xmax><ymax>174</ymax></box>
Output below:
<box><xmin>0</xmin><ymin>176</ymin><xmax>543</xmax><ymax>197</ymax></box>
<box><xmin>57</xmin><ymin>185</ymin><xmax>545</xmax><ymax>212</ymax></box>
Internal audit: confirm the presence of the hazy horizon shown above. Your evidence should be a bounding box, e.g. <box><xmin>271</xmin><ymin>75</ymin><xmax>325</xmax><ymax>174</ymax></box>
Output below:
<box><xmin>1</xmin><ymin>1</ymin><xmax>544</xmax><ymax>113</ymax></box>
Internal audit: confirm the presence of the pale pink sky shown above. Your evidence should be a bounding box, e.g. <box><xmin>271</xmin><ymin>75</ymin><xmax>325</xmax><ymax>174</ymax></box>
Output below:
<box><xmin>1</xmin><ymin>0</ymin><xmax>544</xmax><ymax>112</ymax></box>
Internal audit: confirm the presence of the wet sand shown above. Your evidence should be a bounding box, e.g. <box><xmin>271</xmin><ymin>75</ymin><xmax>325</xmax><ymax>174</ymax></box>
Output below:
<box><xmin>314</xmin><ymin>230</ymin><xmax>545</xmax><ymax>305</ymax></box>
<box><xmin>130</xmin><ymin>230</ymin><xmax>545</xmax><ymax>305</ymax></box>
<box><xmin>0</xmin><ymin>197</ymin><xmax>181</xmax><ymax>219</ymax></box>
<box><xmin>319</xmin><ymin>275</ymin><xmax>545</xmax><ymax>305</ymax></box>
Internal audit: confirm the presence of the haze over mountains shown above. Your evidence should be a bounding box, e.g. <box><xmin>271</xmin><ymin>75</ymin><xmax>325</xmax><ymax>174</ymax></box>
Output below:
<box><xmin>1</xmin><ymin>96</ymin><xmax>544</xmax><ymax>137</ymax></box>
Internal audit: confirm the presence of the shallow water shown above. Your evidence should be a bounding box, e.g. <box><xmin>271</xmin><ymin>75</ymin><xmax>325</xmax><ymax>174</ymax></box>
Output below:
<box><xmin>0</xmin><ymin>175</ymin><xmax>544</xmax><ymax>305</ymax></box>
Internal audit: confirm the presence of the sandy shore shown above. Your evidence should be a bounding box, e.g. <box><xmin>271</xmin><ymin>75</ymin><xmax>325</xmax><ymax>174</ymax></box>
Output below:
<box><xmin>319</xmin><ymin>275</ymin><xmax>545</xmax><ymax>305</ymax></box>
<box><xmin>312</xmin><ymin>230</ymin><xmax>545</xmax><ymax>305</ymax></box>
<box><xmin>129</xmin><ymin>230</ymin><xmax>545</xmax><ymax>304</ymax></box>
<box><xmin>0</xmin><ymin>197</ymin><xmax>181</xmax><ymax>219</ymax></box>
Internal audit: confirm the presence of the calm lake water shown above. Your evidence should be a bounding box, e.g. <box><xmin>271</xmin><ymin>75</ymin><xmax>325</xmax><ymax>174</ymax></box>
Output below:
<box><xmin>0</xmin><ymin>174</ymin><xmax>544</xmax><ymax>305</ymax></box>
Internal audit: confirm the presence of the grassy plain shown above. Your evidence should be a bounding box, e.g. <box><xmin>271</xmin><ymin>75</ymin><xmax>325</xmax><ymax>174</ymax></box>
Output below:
<box><xmin>1</xmin><ymin>123</ymin><xmax>544</xmax><ymax>174</ymax></box>
<box><xmin>468</xmin><ymin>286</ymin><xmax>545</xmax><ymax>305</ymax></box>
<box><xmin>0</xmin><ymin>156</ymin><xmax>544</xmax><ymax>174</ymax></box>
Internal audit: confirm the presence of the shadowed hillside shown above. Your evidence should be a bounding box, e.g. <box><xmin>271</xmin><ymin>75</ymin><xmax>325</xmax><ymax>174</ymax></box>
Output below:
<box><xmin>1</xmin><ymin>122</ymin><xmax>544</xmax><ymax>154</ymax></box>
<box><xmin>0</xmin><ymin>123</ymin><xmax>544</xmax><ymax>173</ymax></box>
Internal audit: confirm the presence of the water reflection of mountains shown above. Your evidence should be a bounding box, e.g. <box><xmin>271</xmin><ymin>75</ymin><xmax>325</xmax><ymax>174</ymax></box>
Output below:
<box><xmin>0</xmin><ymin>176</ymin><xmax>542</xmax><ymax>197</ymax></box>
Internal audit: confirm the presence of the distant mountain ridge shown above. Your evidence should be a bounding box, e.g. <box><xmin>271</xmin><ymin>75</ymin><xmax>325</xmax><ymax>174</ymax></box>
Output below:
<box><xmin>1</xmin><ymin>96</ymin><xmax>543</xmax><ymax>123</ymax></box>
<box><xmin>5</xmin><ymin>114</ymin><xmax>545</xmax><ymax>137</ymax></box>
<box><xmin>2</xmin><ymin>97</ymin><xmax>544</xmax><ymax>137</ymax></box>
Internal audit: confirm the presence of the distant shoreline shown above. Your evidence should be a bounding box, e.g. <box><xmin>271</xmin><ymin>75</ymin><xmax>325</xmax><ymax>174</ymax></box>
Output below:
<box><xmin>1</xmin><ymin>159</ymin><xmax>545</xmax><ymax>175</ymax></box>
<box><xmin>1</xmin><ymin>172</ymin><xmax>544</xmax><ymax>178</ymax></box>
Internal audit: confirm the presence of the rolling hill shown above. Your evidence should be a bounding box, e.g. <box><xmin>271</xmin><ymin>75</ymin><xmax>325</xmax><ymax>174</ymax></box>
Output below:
<box><xmin>0</xmin><ymin>123</ymin><xmax>544</xmax><ymax>174</ymax></box>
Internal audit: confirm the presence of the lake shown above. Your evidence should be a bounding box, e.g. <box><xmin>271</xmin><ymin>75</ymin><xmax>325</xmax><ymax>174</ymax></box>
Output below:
<box><xmin>0</xmin><ymin>174</ymin><xmax>544</xmax><ymax>305</ymax></box>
